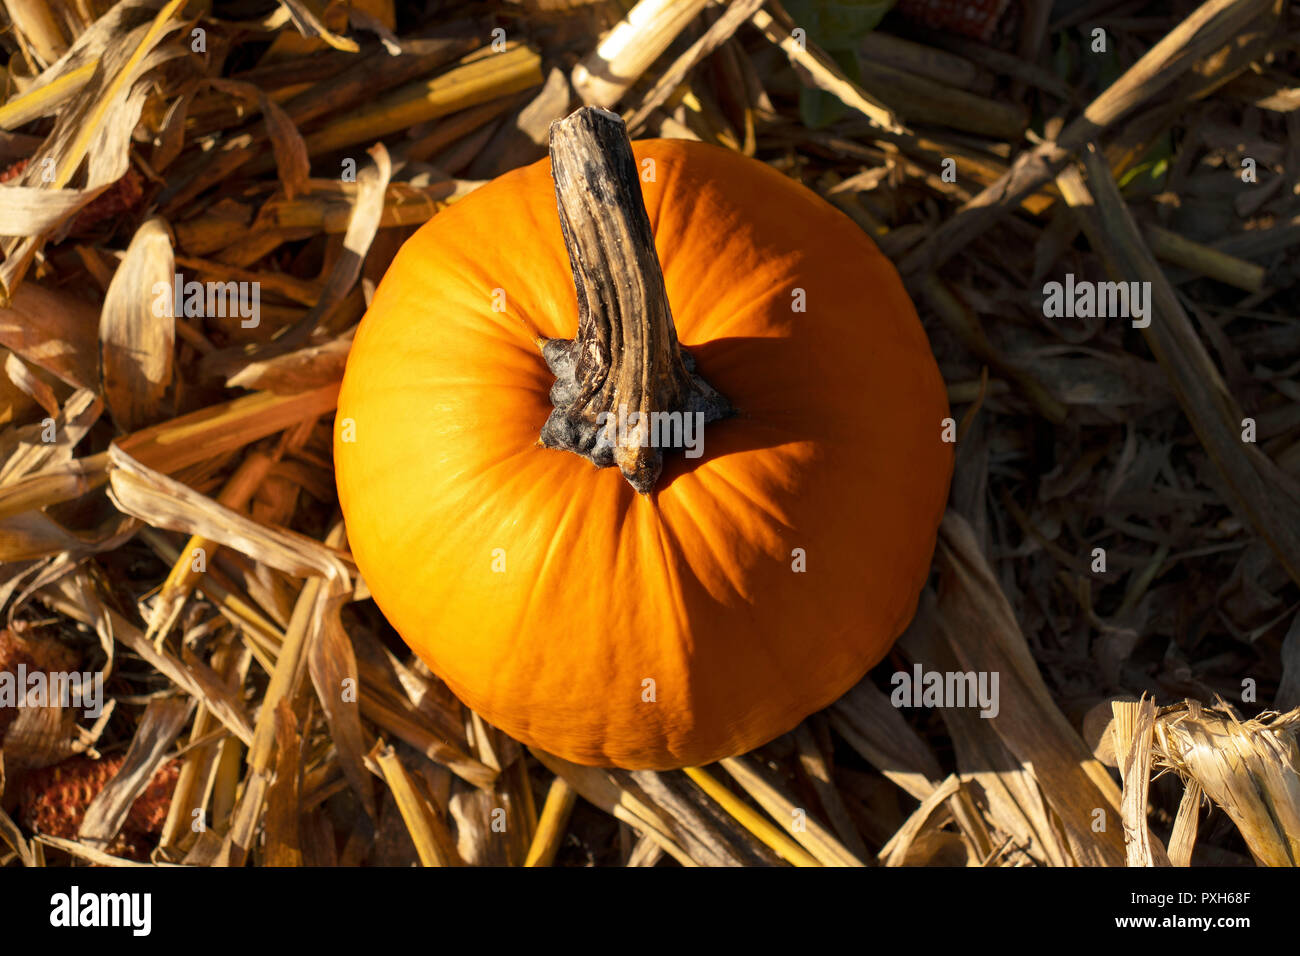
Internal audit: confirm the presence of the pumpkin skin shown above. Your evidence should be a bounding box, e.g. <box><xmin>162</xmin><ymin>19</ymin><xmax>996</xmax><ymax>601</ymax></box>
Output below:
<box><xmin>335</xmin><ymin>138</ymin><xmax>952</xmax><ymax>770</ymax></box>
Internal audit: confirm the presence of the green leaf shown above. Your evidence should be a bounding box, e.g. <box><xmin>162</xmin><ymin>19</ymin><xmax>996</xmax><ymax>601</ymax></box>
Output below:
<box><xmin>797</xmin><ymin>49</ymin><xmax>862</xmax><ymax>129</ymax></box>
<box><xmin>1097</xmin><ymin>43</ymin><xmax>1123</xmax><ymax>92</ymax></box>
<box><xmin>1117</xmin><ymin>132</ymin><xmax>1173</xmax><ymax>195</ymax></box>
<box><xmin>1052</xmin><ymin>34</ymin><xmax>1075</xmax><ymax>84</ymax></box>
<box><xmin>782</xmin><ymin>0</ymin><xmax>898</xmax><ymax>51</ymax></box>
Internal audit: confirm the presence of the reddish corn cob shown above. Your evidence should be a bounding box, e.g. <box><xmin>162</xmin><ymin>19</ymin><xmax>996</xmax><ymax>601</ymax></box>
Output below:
<box><xmin>0</xmin><ymin>157</ymin><xmax>29</xmax><ymax>183</ymax></box>
<box><xmin>17</xmin><ymin>755</ymin><xmax>181</xmax><ymax>860</ymax></box>
<box><xmin>71</xmin><ymin>167</ymin><xmax>145</xmax><ymax>233</ymax></box>
<box><xmin>0</xmin><ymin>158</ymin><xmax>144</xmax><ymax>233</ymax></box>
<box><xmin>0</xmin><ymin>629</ymin><xmax>79</xmax><ymax>740</ymax></box>
<box><xmin>895</xmin><ymin>0</ymin><xmax>1011</xmax><ymax>42</ymax></box>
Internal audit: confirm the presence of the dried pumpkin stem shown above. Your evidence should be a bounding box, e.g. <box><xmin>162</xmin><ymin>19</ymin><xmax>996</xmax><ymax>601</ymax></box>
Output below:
<box><xmin>540</xmin><ymin>106</ymin><xmax>732</xmax><ymax>494</ymax></box>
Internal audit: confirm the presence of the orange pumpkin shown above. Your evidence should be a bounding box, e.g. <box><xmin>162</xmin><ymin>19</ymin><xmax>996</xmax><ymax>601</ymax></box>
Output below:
<box><xmin>335</xmin><ymin>109</ymin><xmax>951</xmax><ymax>770</ymax></box>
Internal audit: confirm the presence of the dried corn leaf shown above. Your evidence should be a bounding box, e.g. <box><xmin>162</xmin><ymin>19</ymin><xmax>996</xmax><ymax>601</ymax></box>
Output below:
<box><xmin>572</xmin><ymin>0</ymin><xmax>710</xmax><ymax>109</ymax></box>
<box><xmin>0</xmin><ymin>1</ymin><xmax>168</xmax><ymax>130</ymax></box>
<box><xmin>276</xmin><ymin>0</ymin><xmax>361</xmax><ymax>53</ymax></box>
<box><xmin>1153</xmin><ymin>703</ymin><xmax>1300</xmax><ymax>867</ymax></box>
<box><xmin>307</xmin><ymin>586</ymin><xmax>376</xmax><ymax>820</ymax></box>
<box><xmin>1070</xmin><ymin>144</ymin><xmax>1300</xmax><ymax>588</ymax></box>
<box><xmin>263</xmin><ymin>700</ymin><xmax>303</xmax><ymax>865</ymax></box>
<box><xmin>879</xmin><ymin>774</ymin><xmax>962</xmax><ymax>866</ymax></box>
<box><xmin>718</xmin><ymin>755</ymin><xmax>865</xmax><ymax>866</ymax></box>
<box><xmin>207</xmin><ymin>77</ymin><xmax>311</xmax><ymax>200</ymax></box>
<box><xmin>36</xmin><ymin>834</ymin><xmax>177</xmax><ymax>867</ymax></box>
<box><xmin>78</xmin><ymin>695</ymin><xmax>193</xmax><ymax>850</ymax></box>
<box><xmin>0</xmin><ymin>804</ymin><xmax>35</xmax><ymax>867</ymax></box>
<box><xmin>370</xmin><ymin>742</ymin><xmax>462</xmax><ymax>865</ymax></box>
<box><xmin>931</xmin><ymin>511</ymin><xmax>1129</xmax><ymax>866</ymax></box>
<box><xmin>1112</xmin><ymin>698</ymin><xmax>1172</xmax><ymax>866</ymax></box>
<box><xmin>225</xmin><ymin>331</ymin><xmax>352</xmax><ymax>392</ymax></box>
<box><xmin>2</xmin><ymin>352</ymin><xmax>57</xmax><ymax>419</ymax></box>
<box><xmin>630</xmin><ymin>769</ymin><xmax>780</xmax><ymax>866</ymax></box>
<box><xmin>106</xmin><ymin>442</ymin><xmax>350</xmax><ymax>581</ymax></box>
<box><xmin>42</xmin><ymin>572</ymin><xmax>256</xmax><ymax>747</ymax></box>
<box><xmin>0</xmin><ymin>388</ymin><xmax>101</xmax><ymax>486</ymax></box>
<box><xmin>0</xmin><ymin>282</ymin><xmax>100</xmax><ymax>389</ymax></box>
<box><xmin>301</xmin><ymin>43</ymin><xmax>543</xmax><ymax>156</ymax></box>
<box><xmin>1</xmin><ymin>0</ymin><xmax>190</xmax><ymax>300</ymax></box>
<box><xmin>158</xmin><ymin>640</ymin><xmax>248</xmax><ymax>856</ymax></box>
<box><xmin>2</xmin><ymin>690</ymin><xmax>82</xmax><ymax>769</ymax></box>
<box><xmin>828</xmin><ymin>673</ymin><xmax>944</xmax><ymax>801</ymax></box>
<box><xmin>99</xmin><ymin>217</ymin><xmax>175</xmax><ymax>431</ymax></box>
<box><xmin>529</xmin><ymin>748</ymin><xmax>693</xmax><ymax>864</ymax></box>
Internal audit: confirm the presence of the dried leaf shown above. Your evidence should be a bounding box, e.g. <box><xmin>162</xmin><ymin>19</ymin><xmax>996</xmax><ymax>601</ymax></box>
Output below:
<box><xmin>100</xmin><ymin>217</ymin><xmax>175</xmax><ymax>430</ymax></box>
<box><xmin>78</xmin><ymin>696</ymin><xmax>193</xmax><ymax>850</ymax></box>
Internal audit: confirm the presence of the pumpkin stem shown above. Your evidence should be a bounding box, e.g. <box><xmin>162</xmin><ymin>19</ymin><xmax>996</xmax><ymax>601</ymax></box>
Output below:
<box><xmin>539</xmin><ymin>106</ymin><xmax>733</xmax><ymax>495</ymax></box>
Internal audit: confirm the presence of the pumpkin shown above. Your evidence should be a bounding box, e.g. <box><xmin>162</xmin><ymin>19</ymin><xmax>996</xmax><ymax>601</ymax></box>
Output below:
<box><xmin>334</xmin><ymin>108</ymin><xmax>952</xmax><ymax>770</ymax></box>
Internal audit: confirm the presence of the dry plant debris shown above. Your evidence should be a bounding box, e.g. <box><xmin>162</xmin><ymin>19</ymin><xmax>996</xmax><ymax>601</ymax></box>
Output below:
<box><xmin>0</xmin><ymin>0</ymin><xmax>1298</xmax><ymax>867</ymax></box>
